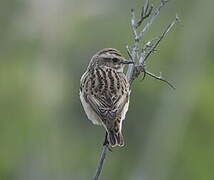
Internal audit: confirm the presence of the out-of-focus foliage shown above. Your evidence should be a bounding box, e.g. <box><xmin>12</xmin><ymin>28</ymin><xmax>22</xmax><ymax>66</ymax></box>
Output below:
<box><xmin>0</xmin><ymin>0</ymin><xmax>214</xmax><ymax>180</ymax></box>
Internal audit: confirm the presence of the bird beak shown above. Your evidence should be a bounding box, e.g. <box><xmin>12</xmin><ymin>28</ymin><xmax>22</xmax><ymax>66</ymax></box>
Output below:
<box><xmin>121</xmin><ymin>59</ymin><xmax>134</xmax><ymax>64</ymax></box>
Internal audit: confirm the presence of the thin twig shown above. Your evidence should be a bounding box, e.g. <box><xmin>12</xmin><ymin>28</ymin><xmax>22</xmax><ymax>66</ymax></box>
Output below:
<box><xmin>143</xmin><ymin>16</ymin><xmax>179</xmax><ymax>63</ymax></box>
<box><xmin>126</xmin><ymin>45</ymin><xmax>133</xmax><ymax>60</ymax></box>
<box><xmin>126</xmin><ymin>0</ymin><xmax>170</xmax><ymax>83</ymax></box>
<box><xmin>126</xmin><ymin>8</ymin><xmax>139</xmax><ymax>81</ymax></box>
<box><xmin>93</xmin><ymin>144</ymin><xmax>109</xmax><ymax>180</ymax></box>
<box><xmin>127</xmin><ymin>13</ymin><xmax>179</xmax><ymax>86</ymax></box>
<box><xmin>137</xmin><ymin>0</ymin><xmax>170</xmax><ymax>41</ymax></box>
<box><xmin>145</xmin><ymin>70</ymin><xmax>175</xmax><ymax>89</ymax></box>
<box><xmin>137</xmin><ymin>15</ymin><xmax>179</xmax><ymax>89</ymax></box>
<box><xmin>136</xmin><ymin>0</ymin><xmax>153</xmax><ymax>28</ymax></box>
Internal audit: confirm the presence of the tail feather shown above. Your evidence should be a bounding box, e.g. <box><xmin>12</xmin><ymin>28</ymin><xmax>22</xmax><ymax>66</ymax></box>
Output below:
<box><xmin>108</xmin><ymin>130</ymin><xmax>124</xmax><ymax>147</ymax></box>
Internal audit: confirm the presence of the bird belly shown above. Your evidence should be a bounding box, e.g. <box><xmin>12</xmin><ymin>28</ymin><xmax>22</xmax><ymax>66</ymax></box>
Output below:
<box><xmin>119</xmin><ymin>99</ymin><xmax>129</xmax><ymax>131</ymax></box>
<box><xmin>80</xmin><ymin>91</ymin><xmax>102</xmax><ymax>125</ymax></box>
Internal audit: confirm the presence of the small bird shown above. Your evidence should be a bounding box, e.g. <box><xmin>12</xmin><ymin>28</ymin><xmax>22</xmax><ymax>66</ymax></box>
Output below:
<box><xmin>80</xmin><ymin>48</ymin><xmax>133</xmax><ymax>147</ymax></box>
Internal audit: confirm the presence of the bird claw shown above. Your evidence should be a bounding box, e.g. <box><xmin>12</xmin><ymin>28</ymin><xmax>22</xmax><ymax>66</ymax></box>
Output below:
<box><xmin>108</xmin><ymin>146</ymin><xmax>113</xmax><ymax>152</ymax></box>
<box><xmin>102</xmin><ymin>143</ymin><xmax>113</xmax><ymax>152</ymax></box>
<box><xmin>102</xmin><ymin>133</ymin><xmax>113</xmax><ymax>152</ymax></box>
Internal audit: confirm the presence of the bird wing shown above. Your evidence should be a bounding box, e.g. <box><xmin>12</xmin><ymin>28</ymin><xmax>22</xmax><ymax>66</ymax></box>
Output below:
<box><xmin>85</xmin><ymin>92</ymin><xmax>117</xmax><ymax>123</ymax></box>
<box><xmin>84</xmin><ymin>85</ymin><xmax>129</xmax><ymax>129</ymax></box>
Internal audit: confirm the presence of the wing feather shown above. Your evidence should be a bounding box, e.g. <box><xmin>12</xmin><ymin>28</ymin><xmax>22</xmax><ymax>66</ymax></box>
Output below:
<box><xmin>84</xmin><ymin>89</ymin><xmax>129</xmax><ymax>128</ymax></box>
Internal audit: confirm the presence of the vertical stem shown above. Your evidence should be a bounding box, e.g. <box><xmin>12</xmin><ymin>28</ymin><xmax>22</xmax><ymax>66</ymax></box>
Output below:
<box><xmin>93</xmin><ymin>144</ymin><xmax>109</xmax><ymax>180</ymax></box>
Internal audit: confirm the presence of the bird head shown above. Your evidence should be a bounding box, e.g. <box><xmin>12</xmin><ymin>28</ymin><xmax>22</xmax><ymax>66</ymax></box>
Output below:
<box><xmin>89</xmin><ymin>48</ymin><xmax>133</xmax><ymax>72</ymax></box>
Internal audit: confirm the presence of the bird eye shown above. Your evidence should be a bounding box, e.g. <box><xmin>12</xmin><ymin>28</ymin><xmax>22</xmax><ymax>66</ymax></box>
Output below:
<box><xmin>112</xmin><ymin>58</ymin><xmax>118</xmax><ymax>63</ymax></box>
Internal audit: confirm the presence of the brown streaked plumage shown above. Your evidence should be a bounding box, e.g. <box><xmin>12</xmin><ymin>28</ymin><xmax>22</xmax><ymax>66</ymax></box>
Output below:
<box><xmin>80</xmin><ymin>48</ymin><xmax>133</xmax><ymax>147</ymax></box>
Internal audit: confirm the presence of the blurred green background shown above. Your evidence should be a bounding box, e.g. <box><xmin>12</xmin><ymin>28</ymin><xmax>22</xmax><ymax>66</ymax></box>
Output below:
<box><xmin>1</xmin><ymin>0</ymin><xmax>214</xmax><ymax>179</ymax></box>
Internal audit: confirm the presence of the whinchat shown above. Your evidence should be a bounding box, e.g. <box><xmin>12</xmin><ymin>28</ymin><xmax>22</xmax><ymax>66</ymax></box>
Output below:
<box><xmin>80</xmin><ymin>48</ymin><xmax>133</xmax><ymax>147</ymax></box>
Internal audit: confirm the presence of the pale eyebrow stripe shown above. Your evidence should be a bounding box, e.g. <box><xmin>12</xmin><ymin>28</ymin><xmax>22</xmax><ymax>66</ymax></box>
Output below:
<box><xmin>98</xmin><ymin>49</ymin><xmax>122</xmax><ymax>57</ymax></box>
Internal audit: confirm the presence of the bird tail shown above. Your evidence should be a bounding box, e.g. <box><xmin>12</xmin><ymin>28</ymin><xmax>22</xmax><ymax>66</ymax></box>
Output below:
<box><xmin>108</xmin><ymin>130</ymin><xmax>124</xmax><ymax>147</ymax></box>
